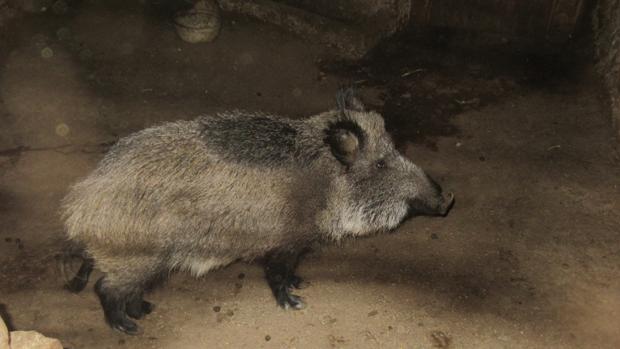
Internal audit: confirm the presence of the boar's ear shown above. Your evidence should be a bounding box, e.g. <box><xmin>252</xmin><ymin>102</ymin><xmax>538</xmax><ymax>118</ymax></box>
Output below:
<box><xmin>325</xmin><ymin>120</ymin><xmax>364</xmax><ymax>165</ymax></box>
<box><xmin>337</xmin><ymin>87</ymin><xmax>365</xmax><ymax>112</ymax></box>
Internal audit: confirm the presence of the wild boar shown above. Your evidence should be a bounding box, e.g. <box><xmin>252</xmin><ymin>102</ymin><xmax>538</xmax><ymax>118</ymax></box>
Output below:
<box><xmin>61</xmin><ymin>89</ymin><xmax>454</xmax><ymax>334</ymax></box>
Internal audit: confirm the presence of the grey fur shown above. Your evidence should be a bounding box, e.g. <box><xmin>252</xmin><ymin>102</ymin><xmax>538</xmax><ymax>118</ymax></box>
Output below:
<box><xmin>61</xmin><ymin>92</ymin><xmax>453</xmax><ymax>331</ymax></box>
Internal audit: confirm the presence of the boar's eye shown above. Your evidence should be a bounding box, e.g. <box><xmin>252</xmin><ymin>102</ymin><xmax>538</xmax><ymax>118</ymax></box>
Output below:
<box><xmin>375</xmin><ymin>159</ymin><xmax>387</xmax><ymax>169</ymax></box>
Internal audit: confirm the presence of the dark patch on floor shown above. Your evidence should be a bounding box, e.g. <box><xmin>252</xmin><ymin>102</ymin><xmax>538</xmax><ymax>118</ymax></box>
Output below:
<box><xmin>321</xmin><ymin>28</ymin><xmax>584</xmax><ymax>151</ymax></box>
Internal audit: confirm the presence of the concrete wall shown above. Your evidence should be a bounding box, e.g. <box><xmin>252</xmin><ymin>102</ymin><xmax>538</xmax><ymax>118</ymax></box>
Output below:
<box><xmin>594</xmin><ymin>0</ymin><xmax>620</xmax><ymax>141</ymax></box>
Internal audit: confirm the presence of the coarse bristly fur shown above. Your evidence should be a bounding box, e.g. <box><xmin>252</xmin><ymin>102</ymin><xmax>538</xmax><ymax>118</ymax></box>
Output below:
<box><xmin>60</xmin><ymin>89</ymin><xmax>454</xmax><ymax>334</ymax></box>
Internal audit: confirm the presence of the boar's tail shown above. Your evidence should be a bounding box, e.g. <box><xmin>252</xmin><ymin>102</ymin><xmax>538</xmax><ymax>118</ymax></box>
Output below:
<box><xmin>58</xmin><ymin>242</ymin><xmax>94</xmax><ymax>293</ymax></box>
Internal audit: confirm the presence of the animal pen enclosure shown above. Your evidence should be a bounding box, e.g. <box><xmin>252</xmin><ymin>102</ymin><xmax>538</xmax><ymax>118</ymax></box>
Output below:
<box><xmin>0</xmin><ymin>0</ymin><xmax>619</xmax><ymax>348</ymax></box>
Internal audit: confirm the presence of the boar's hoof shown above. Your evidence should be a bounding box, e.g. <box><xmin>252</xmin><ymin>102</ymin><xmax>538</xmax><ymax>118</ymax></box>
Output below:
<box><xmin>275</xmin><ymin>285</ymin><xmax>305</xmax><ymax>310</ymax></box>
<box><xmin>111</xmin><ymin>317</ymin><xmax>139</xmax><ymax>335</ymax></box>
<box><xmin>127</xmin><ymin>300</ymin><xmax>154</xmax><ymax>320</ymax></box>
<box><xmin>95</xmin><ymin>277</ymin><xmax>141</xmax><ymax>335</ymax></box>
<box><xmin>264</xmin><ymin>260</ymin><xmax>306</xmax><ymax>309</ymax></box>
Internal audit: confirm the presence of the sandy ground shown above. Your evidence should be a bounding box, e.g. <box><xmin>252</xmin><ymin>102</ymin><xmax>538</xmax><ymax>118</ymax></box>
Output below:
<box><xmin>1</xmin><ymin>1</ymin><xmax>619</xmax><ymax>348</ymax></box>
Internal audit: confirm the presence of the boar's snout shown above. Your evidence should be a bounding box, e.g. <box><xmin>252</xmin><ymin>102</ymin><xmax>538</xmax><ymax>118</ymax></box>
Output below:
<box><xmin>437</xmin><ymin>192</ymin><xmax>455</xmax><ymax>216</ymax></box>
<box><xmin>407</xmin><ymin>173</ymin><xmax>455</xmax><ymax>217</ymax></box>
<box><xmin>408</xmin><ymin>191</ymin><xmax>455</xmax><ymax>217</ymax></box>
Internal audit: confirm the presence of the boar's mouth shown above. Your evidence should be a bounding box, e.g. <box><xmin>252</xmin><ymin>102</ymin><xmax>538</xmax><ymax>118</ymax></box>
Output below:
<box><xmin>407</xmin><ymin>192</ymin><xmax>455</xmax><ymax>217</ymax></box>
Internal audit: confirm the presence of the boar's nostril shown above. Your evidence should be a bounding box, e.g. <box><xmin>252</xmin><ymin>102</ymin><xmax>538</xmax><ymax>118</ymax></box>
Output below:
<box><xmin>445</xmin><ymin>192</ymin><xmax>454</xmax><ymax>202</ymax></box>
<box><xmin>440</xmin><ymin>192</ymin><xmax>455</xmax><ymax>216</ymax></box>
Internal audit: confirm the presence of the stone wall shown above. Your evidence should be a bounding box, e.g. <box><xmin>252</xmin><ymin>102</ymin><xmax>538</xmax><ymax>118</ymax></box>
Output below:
<box><xmin>409</xmin><ymin>0</ymin><xmax>585</xmax><ymax>47</ymax></box>
<box><xmin>275</xmin><ymin>0</ymin><xmax>587</xmax><ymax>57</ymax></box>
<box><xmin>594</xmin><ymin>0</ymin><xmax>620</xmax><ymax>141</ymax></box>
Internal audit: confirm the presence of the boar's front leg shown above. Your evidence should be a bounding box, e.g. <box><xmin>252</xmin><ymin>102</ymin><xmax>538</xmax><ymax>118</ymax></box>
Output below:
<box><xmin>263</xmin><ymin>250</ymin><xmax>307</xmax><ymax>310</ymax></box>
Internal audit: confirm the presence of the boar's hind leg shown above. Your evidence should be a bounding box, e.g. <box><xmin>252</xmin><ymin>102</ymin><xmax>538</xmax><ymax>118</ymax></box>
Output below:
<box><xmin>94</xmin><ymin>257</ymin><xmax>163</xmax><ymax>335</ymax></box>
<box><xmin>95</xmin><ymin>276</ymin><xmax>140</xmax><ymax>334</ymax></box>
<box><xmin>264</xmin><ymin>250</ymin><xmax>307</xmax><ymax>310</ymax></box>
<box><xmin>65</xmin><ymin>258</ymin><xmax>94</xmax><ymax>293</ymax></box>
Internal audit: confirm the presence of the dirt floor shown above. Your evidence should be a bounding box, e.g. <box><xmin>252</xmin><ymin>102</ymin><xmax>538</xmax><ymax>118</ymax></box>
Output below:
<box><xmin>1</xmin><ymin>1</ymin><xmax>620</xmax><ymax>348</ymax></box>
